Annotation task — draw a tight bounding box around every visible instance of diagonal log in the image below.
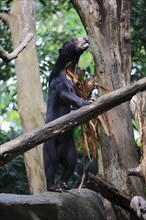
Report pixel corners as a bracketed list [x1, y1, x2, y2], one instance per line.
[87, 173, 141, 219]
[0, 77, 146, 166]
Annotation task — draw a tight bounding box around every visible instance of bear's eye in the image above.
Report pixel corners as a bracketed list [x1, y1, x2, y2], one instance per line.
[73, 38, 78, 43]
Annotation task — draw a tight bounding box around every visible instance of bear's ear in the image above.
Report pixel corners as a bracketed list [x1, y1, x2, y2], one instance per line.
[58, 47, 63, 53]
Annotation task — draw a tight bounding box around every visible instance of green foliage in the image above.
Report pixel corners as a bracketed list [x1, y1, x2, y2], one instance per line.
[36, 0, 93, 100]
[0, 129, 29, 194]
[131, 0, 146, 80]
[0, 155, 29, 194]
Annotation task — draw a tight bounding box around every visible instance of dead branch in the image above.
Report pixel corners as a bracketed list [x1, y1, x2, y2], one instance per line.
[87, 173, 141, 219]
[128, 165, 144, 179]
[0, 77, 146, 166]
[0, 33, 33, 62]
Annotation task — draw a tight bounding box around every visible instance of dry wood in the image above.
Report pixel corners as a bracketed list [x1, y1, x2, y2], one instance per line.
[87, 173, 141, 219]
[0, 77, 146, 167]
[0, 33, 33, 62]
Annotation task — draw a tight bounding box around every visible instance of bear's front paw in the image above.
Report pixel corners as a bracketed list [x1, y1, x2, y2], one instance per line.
[84, 99, 93, 105]
[81, 99, 90, 106]
[86, 96, 97, 105]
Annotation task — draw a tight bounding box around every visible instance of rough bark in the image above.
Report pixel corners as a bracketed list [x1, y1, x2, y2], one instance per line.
[0, 0, 46, 194]
[128, 92, 146, 182]
[71, 0, 145, 219]
[0, 77, 146, 167]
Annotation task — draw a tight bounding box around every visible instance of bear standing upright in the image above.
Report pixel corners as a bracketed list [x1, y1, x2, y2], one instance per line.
[43, 37, 89, 192]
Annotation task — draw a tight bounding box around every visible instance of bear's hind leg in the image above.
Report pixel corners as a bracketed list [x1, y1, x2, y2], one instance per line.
[46, 164, 62, 192]
[60, 138, 77, 190]
[43, 140, 62, 192]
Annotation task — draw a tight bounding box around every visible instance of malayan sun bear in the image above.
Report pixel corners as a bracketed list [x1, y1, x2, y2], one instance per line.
[43, 37, 89, 192]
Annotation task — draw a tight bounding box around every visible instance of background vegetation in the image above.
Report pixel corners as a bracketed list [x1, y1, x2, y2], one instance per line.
[0, 0, 145, 194]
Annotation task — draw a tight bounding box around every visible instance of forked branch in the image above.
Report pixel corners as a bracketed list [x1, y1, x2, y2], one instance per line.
[0, 33, 33, 62]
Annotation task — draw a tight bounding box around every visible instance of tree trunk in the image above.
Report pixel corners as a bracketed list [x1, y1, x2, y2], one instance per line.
[71, 0, 145, 219]
[4, 0, 46, 194]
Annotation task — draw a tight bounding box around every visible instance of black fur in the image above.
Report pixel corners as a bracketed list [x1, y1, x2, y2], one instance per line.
[43, 37, 89, 192]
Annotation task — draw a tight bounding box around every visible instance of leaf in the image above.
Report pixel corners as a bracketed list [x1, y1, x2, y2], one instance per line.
[65, 65, 109, 159]
[82, 125, 91, 160]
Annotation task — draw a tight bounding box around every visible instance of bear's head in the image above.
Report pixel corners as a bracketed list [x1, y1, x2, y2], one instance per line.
[58, 37, 89, 63]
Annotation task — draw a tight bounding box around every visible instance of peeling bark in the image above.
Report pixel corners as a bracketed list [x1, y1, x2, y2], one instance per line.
[129, 92, 146, 182]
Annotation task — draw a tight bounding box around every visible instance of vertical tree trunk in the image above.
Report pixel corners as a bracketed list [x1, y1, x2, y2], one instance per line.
[4, 0, 46, 194]
[71, 0, 145, 219]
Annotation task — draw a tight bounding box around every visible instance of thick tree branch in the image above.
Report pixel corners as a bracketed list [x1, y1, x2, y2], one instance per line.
[128, 166, 144, 180]
[0, 33, 33, 62]
[87, 173, 141, 219]
[0, 77, 146, 166]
